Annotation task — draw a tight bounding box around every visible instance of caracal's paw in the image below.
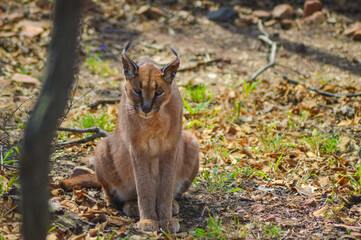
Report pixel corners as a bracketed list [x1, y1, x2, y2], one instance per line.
[137, 219, 159, 232]
[159, 218, 180, 233]
[123, 200, 139, 217]
[172, 200, 180, 215]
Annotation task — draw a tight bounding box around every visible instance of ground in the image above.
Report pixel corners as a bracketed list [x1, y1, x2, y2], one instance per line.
[1, 0, 361, 239]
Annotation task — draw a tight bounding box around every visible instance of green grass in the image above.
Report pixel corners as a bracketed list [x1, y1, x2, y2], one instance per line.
[193, 215, 250, 239]
[349, 161, 361, 194]
[96, 231, 115, 240]
[58, 113, 116, 141]
[0, 147, 19, 194]
[0, 174, 18, 194]
[1, 147, 19, 165]
[257, 123, 285, 153]
[85, 53, 118, 78]
[183, 99, 211, 115]
[185, 83, 213, 103]
[193, 216, 227, 239]
[241, 80, 258, 100]
[262, 222, 287, 238]
[196, 165, 243, 193]
[76, 113, 116, 132]
[302, 129, 339, 156]
[182, 83, 213, 115]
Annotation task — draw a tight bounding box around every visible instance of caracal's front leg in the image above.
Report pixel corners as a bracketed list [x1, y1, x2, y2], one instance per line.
[130, 148, 159, 231]
[157, 148, 180, 233]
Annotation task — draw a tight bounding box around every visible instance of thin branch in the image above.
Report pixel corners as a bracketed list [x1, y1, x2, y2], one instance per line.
[2, 96, 35, 136]
[0, 163, 19, 169]
[275, 63, 310, 79]
[55, 127, 110, 146]
[58, 126, 110, 134]
[240, 20, 277, 85]
[257, 19, 269, 38]
[283, 75, 361, 98]
[88, 97, 121, 109]
[178, 58, 228, 72]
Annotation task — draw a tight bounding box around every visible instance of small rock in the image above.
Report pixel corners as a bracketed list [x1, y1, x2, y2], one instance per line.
[302, 11, 326, 25]
[281, 19, 293, 29]
[253, 10, 271, 19]
[52, 210, 90, 234]
[303, 0, 323, 18]
[11, 73, 41, 86]
[207, 7, 238, 22]
[352, 29, 361, 41]
[272, 4, 295, 19]
[136, 5, 165, 20]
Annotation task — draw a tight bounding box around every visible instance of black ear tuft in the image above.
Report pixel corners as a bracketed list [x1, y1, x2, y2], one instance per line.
[121, 41, 138, 79]
[161, 46, 180, 83]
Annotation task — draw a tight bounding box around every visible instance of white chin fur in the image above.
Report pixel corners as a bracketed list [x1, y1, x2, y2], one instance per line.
[139, 114, 153, 119]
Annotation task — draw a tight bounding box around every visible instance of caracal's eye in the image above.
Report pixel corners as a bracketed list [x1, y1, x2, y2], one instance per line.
[133, 88, 142, 95]
[155, 89, 164, 97]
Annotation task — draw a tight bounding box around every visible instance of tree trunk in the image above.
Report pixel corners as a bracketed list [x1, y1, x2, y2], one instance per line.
[20, 1, 82, 239]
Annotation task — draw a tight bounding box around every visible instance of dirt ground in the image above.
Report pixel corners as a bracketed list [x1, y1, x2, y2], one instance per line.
[1, 0, 361, 239]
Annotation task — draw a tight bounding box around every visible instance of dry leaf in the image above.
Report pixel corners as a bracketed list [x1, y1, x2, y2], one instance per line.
[296, 185, 314, 197]
[250, 204, 266, 213]
[23, 25, 44, 37]
[11, 73, 41, 86]
[318, 176, 329, 188]
[313, 205, 329, 217]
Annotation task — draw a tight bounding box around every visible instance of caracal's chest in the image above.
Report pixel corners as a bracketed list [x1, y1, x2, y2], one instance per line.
[128, 111, 172, 156]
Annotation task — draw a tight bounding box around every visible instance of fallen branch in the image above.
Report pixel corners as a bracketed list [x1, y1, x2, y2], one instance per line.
[178, 58, 228, 72]
[283, 75, 361, 98]
[246, 20, 277, 83]
[55, 127, 110, 146]
[88, 97, 121, 109]
[275, 63, 310, 79]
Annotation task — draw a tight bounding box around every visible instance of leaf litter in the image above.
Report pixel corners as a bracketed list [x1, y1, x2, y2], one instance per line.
[1, 0, 361, 239]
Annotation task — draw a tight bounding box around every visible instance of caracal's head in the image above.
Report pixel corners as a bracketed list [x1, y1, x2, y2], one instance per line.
[121, 41, 180, 119]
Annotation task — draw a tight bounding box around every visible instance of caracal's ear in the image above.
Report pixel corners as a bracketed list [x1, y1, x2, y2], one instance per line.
[121, 41, 138, 79]
[161, 46, 180, 83]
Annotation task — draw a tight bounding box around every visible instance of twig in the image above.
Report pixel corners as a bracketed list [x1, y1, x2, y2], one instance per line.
[236, 20, 277, 87]
[88, 98, 121, 109]
[275, 63, 310, 79]
[0, 163, 19, 169]
[283, 75, 361, 98]
[246, 21, 277, 83]
[55, 127, 110, 146]
[178, 58, 228, 72]
[2, 96, 35, 137]
[59, 88, 94, 126]
[257, 18, 269, 38]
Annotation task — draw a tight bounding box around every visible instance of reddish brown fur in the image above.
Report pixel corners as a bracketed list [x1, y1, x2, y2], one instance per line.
[94, 47, 199, 233]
